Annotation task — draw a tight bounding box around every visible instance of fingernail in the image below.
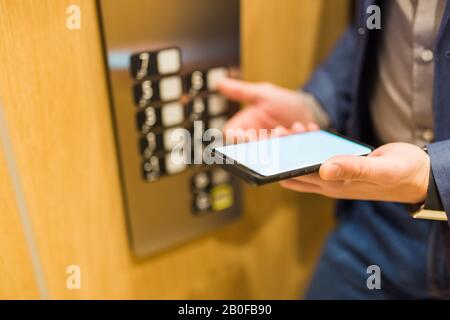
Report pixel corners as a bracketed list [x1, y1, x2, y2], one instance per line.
[327, 164, 343, 178]
[293, 122, 304, 132]
[308, 123, 319, 131]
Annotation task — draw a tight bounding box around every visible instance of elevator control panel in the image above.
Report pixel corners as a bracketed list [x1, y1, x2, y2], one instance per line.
[131, 48, 239, 182]
[98, 0, 241, 256]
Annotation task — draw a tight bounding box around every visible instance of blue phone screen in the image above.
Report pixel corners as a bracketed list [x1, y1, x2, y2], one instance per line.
[215, 130, 372, 177]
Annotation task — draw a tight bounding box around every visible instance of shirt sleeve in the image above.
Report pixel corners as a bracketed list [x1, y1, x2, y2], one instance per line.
[302, 27, 357, 132]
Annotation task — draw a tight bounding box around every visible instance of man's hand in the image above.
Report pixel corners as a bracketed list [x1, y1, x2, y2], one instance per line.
[280, 143, 431, 204]
[218, 78, 319, 141]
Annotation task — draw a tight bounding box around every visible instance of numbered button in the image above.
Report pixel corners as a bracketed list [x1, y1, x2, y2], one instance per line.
[136, 106, 161, 134]
[142, 151, 187, 181]
[187, 96, 207, 121]
[185, 67, 229, 95]
[142, 156, 162, 182]
[186, 70, 207, 95]
[161, 101, 185, 127]
[163, 127, 190, 151]
[211, 169, 230, 186]
[187, 95, 231, 121]
[160, 76, 184, 101]
[206, 67, 228, 91]
[140, 128, 191, 156]
[191, 171, 212, 192]
[190, 170, 234, 213]
[192, 192, 212, 214]
[207, 94, 228, 116]
[211, 184, 234, 212]
[165, 150, 187, 175]
[136, 102, 186, 134]
[208, 116, 228, 131]
[139, 132, 164, 157]
[130, 47, 182, 80]
[133, 76, 184, 107]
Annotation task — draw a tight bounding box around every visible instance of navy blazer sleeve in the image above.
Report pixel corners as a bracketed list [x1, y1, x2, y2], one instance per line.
[428, 141, 450, 218]
[302, 27, 357, 132]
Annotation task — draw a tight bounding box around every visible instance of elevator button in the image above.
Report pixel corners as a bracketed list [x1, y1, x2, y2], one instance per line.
[157, 48, 182, 75]
[142, 156, 162, 182]
[186, 67, 229, 94]
[161, 101, 184, 127]
[165, 151, 187, 175]
[188, 96, 206, 121]
[159, 75, 183, 101]
[130, 47, 181, 80]
[163, 127, 189, 151]
[207, 67, 228, 91]
[131, 52, 151, 80]
[139, 132, 164, 155]
[212, 168, 230, 185]
[208, 94, 227, 116]
[192, 171, 211, 191]
[193, 192, 211, 213]
[186, 70, 207, 95]
[133, 75, 184, 107]
[211, 184, 234, 212]
[208, 116, 228, 131]
[136, 106, 161, 134]
[133, 80, 155, 107]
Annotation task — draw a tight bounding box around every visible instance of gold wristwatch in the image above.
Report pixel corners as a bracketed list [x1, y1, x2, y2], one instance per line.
[411, 147, 448, 221]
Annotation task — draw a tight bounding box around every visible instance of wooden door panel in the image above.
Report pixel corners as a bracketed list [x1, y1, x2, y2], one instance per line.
[0, 0, 349, 299]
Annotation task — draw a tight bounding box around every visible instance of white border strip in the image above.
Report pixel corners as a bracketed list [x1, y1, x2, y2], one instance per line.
[0, 99, 49, 299]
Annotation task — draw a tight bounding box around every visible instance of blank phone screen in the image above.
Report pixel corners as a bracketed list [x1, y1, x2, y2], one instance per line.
[215, 130, 372, 177]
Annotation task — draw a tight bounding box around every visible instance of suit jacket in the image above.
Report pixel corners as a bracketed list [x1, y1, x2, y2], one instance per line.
[303, 0, 450, 296]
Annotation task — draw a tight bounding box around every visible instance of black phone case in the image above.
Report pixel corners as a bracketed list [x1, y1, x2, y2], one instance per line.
[213, 130, 374, 186]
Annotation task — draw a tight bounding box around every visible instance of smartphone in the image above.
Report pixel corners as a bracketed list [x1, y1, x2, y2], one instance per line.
[213, 130, 373, 185]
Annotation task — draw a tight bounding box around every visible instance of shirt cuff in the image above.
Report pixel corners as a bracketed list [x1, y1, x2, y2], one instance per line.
[299, 91, 331, 129]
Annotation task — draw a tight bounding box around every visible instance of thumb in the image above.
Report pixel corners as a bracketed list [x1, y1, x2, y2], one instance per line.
[319, 155, 381, 181]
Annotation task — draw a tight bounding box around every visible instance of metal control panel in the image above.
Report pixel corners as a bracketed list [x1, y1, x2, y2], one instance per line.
[98, 0, 241, 256]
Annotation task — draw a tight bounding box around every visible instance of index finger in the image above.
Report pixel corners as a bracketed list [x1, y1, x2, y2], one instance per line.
[217, 78, 263, 104]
